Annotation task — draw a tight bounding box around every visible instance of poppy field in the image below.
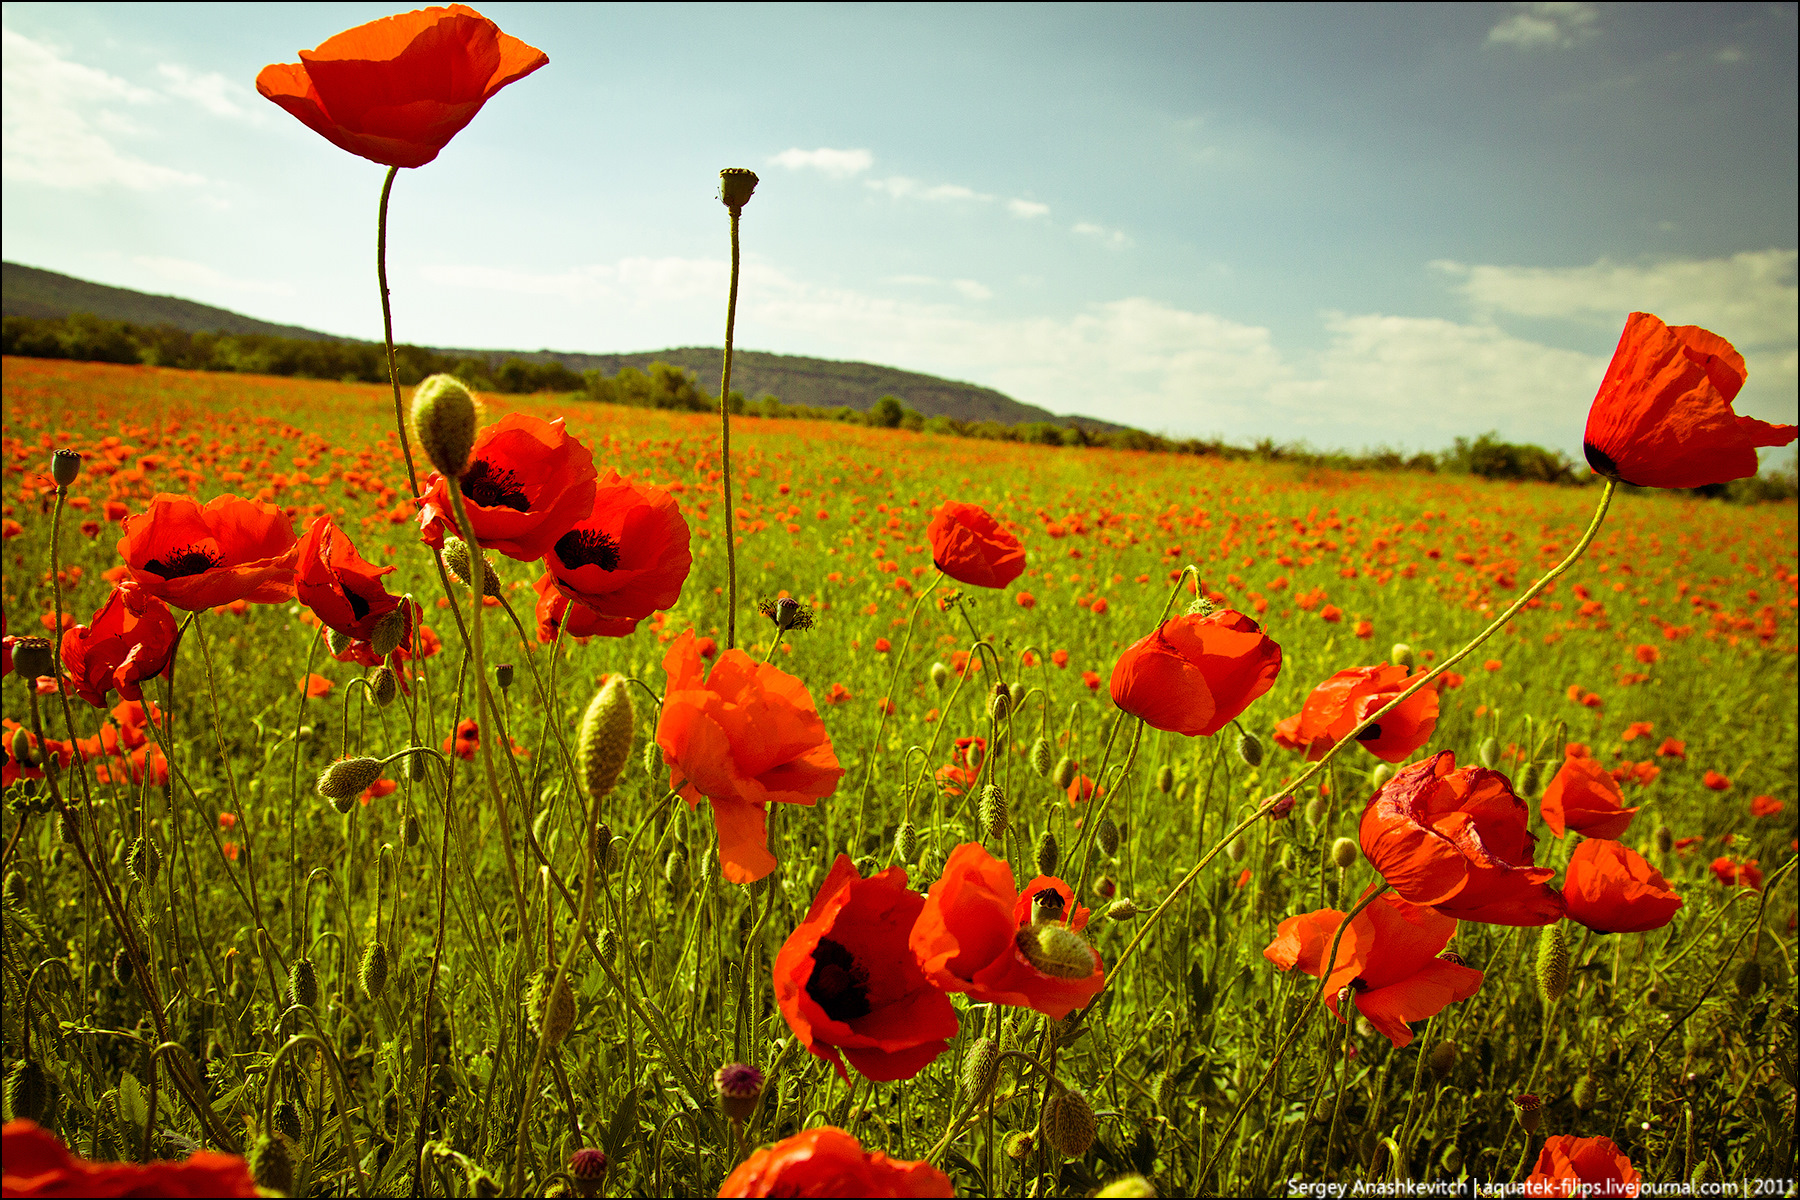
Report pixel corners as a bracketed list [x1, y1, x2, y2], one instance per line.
[3, 6, 1799, 1200]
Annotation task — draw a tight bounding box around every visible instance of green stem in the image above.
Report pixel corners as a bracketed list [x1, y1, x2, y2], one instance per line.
[376, 164, 422, 500]
[719, 204, 744, 650]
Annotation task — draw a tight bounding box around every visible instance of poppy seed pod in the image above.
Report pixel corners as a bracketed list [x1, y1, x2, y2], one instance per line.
[250, 1132, 295, 1195]
[360, 940, 389, 1000]
[12, 636, 53, 680]
[318, 757, 384, 804]
[980, 785, 1010, 840]
[325, 626, 353, 657]
[1536, 922, 1570, 1005]
[288, 957, 319, 1010]
[1331, 837, 1359, 869]
[1054, 755, 1078, 790]
[1428, 1038, 1457, 1079]
[442, 537, 501, 596]
[1042, 1086, 1097, 1158]
[719, 167, 759, 210]
[495, 662, 514, 691]
[1237, 731, 1263, 767]
[527, 967, 576, 1047]
[1390, 643, 1415, 668]
[577, 677, 635, 807]
[6, 1059, 52, 1124]
[963, 1036, 999, 1100]
[988, 682, 1012, 722]
[1035, 830, 1061, 877]
[274, 1099, 304, 1143]
[1156, 765, 1174, 794]
[1030, 737, 1054, 777]
[1097, 815, 1120, 857]
[1512, 1093, 1542, 1134]
[127, 836, 161, 887]
[930, 662, 950, 690]
[369, 605, 409, 659]
[410, 374, 479, 479]
[370, 665, 399, 708]
[894, 821, 918, 863]
[713, 1062, 764, 1123]
[403, 812, 421, 847]
[51, 448, 82, 486]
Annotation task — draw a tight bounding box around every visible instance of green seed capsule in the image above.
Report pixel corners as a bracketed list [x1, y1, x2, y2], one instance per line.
[1155, 765, 1174, 794]
[1236, 732, 1263, 767]
[1479, 737, 1499, 769]
[288, 958, 319, 1010]
[1096, 815, 1119, 857]
[962, 1036, 999, 1099]
[979, 786, 1009, 840]
[250, 1132, 295, 1195]
[1536, 922, 1570, 1005]
[894, 821, 918, 863]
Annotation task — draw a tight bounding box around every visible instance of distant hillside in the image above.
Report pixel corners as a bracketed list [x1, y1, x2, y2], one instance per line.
[2, 261, 1121, 433]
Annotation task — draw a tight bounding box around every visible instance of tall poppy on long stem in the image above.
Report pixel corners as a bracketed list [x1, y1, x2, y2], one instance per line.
[1110, 609, 1282, 736]
[542, 471, 691, 634]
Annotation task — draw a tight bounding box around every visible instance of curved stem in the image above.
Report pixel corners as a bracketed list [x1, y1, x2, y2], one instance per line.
[376, 164, 422, 500]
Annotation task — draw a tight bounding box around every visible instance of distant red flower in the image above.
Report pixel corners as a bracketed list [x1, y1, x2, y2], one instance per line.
[1633, 643, 1661, 664]
[1320, 604, 1342, 623]
[119, 493, 297, 610]
[542, 471, 691, 635]
[1273, 663, 1439, 764]
[874, 637, 891, 652]
[1710, 856, 1763, 890]
[1264, 885, 1483, 1047]
[1584, 311, 1796, 489]
[718, 1127, 952, 1198]
[1355, 619, 1375, 639]
[1081, 669, 1101, 691]
[934, 736, 985, 798]
[773, 856, 958, 1082]
[1109, 609, 1283, 737]
[256, 4, 549, 170]
[1620, 721, 1654, 742]
[304, 673, 335, 698]
[1016, 591, 1036, 609]
[1483, 658, 1503, 672]
[2, 1118, 258, 1197]
[59, 585, 179, 708]
[2, 720, 73, 790]
[1750, 794, 1784, 818]
[926, 502, 1026, 589]
[1359, 751, 1564, 926]
[295, 515, 404, 642]
[909, 842, 1102, 1020]
[1525, 1134, 1641, 1199]
[1540, 754, 1639, 840]
[1563, 839, 1683, 934]
[1066, 773, 1104, 806]
[1702, 770, 1730, 791]
[1050, 648, 1069, 668]
[1656, 738, 1686, 759]
[443, 717, 479, 760]
[417, 414, 597, 562]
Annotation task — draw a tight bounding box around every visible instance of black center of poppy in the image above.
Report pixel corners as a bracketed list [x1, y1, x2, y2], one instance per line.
[554, 528, 621, 571]
[805, 936, 871, 1022]
[459, 460, 530, 512]
[1355, 723, 1383, 742]
[345, 588, 371, 621]
[141, 544, 223, 580]
[1582, 441, 1634, 485]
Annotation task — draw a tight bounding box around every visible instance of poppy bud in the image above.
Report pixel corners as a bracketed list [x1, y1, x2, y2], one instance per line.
[11, 637, 53, 680]
[1691, 1158, 1713, 1187]
[1054, 755, 1078, 790]
[325, 625, 353, 657]
[1237, 731, 1263, 767]
[408, 751, 426, 782]
[1097, 814, 1119, 857]
[713, 1062, 764, 1123]
[274, 1099, 304, 1143]
[9, 726, 34, 768]
[58, 811, 77, 844]
[1042, 1086, 1097, 1158]
[597, 927, 617, 961]
[917, 849, 941, 884]
[1518, 761, 1542, 795]
[288, 958, 319, 1010]
[719, 167, 759, 211]
[1225, 836, 1248, 863]
[1330, 837, 1359, 869]
[1572, 1072, 1597, 1110]
[1428, 1039, 1457, 1080]
[527, 967, 576, 1048]
[1653, 824, 1673, 855]
[963, 1036, 999, 1100]
[893, 821, 918, 862]
[988, 682, 1012, 722]
[318, 757, 384, 805]
[112, 947, 134, 987]
[1390, 643, 1415, 668]
[930, 662, 949, 689]
[296, 726, 313, 742]
[1512, 1093, 1542, 1134]
[643, 739, 661, 778]
[1018, 923, 1096, 980]
[1535, 921, 1570, 1005]
[495, 662, 514, 691]
[360, 940, 389, 1000]
[127, 836, 161, 888]
[1734, 960, 1763, 997]
[1479, 737, 1499, 769]
[443, 537, 501, 596]
[1370, 764, 1392, 791]
[410, 374, 479, 479]
[1440, 1145, 1462, 1174]
[1147, 765, 1171, 796]
[369, 606, 409, 659]
[595, 823, 620, 874]
[50, 448, 82, 487]
[370, 665, 399, 708]
[1096, 1175, 1156, 1198]
[978, 786, 1009, 841]
[1105, 897, 1140, 920]
[1268, 795, 1296, 821]
[577, 677, 635, 807]
[1004, 1131, 1036, 1161]
[1030, 737, 1053, 777]
[403, 812, 422, 847]
[3, 872, 24, 906]
[250, 1132, 295, 1195]
[1035, 830, 1060, 877]
[6, 1059, 52, 1124]
[1093, 874, 1117, 901]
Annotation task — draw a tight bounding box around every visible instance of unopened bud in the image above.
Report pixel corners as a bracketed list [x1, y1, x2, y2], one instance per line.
[1734, 960, 1763, 997]
[403, 811, 422, 847]
[1653, 824, 1673, 855]
[1156, 765, 1174, 794]
[962, 1037, 999, 1100]
[5, 1060, 51, 1124]
[407, 751, 426, 782]
[370, 665, 399, 707]
[1096, 1177, 1156, 1198]
[1428, 1039, 1457, 1079]
[288, 958, 319, 1010]
[1004, 1131, 1035, 1161]
[979, 785, 1009, 840]
[987, 682, 1012, 721]
[1331, 837, 1359, 869]
[360, 940, 389, 1000]
[713, 1063, 764, 1123]
[527, 967, 576, 1048]
[930, 662, 949, 690]
[1226, 835, 1249, 863]
[325, 626, 352, 658]
[1518, 761, 1542, 794]
[1097, 815, 1119, 857]
[1042, 1086, 1097, 1158]
[1371, 764, 1393, 791]
[127, 836, 161, 887]
[1479, 737, 1499, 769]
[1390, 643, 1415, 668]
[578, 677, 635, 806]
[1034, 830, 1060, 877]
[369, 605, 409, 659]
[317, 757, 384, 804]
[1237, 731, 1263, 767]
[1054, 755, 1077, 790]
[719, 167, 759, 211]
[250, 1133, 295, 1195]
[894, 821, 918, 862]
[443, 537, 501, 596]
[1536, 921, 1570, 1005]
[1030, 737, 1053, 777]
[1105, 898, 1140, 920]
[1571, 1072, 1596, 1110]
[410, 375, 478, 479]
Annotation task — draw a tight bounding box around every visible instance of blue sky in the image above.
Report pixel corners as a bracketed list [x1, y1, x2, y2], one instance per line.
[3, 2, 1795, 459]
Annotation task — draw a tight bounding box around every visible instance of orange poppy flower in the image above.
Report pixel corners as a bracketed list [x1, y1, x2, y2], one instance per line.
[1108, 609, 1283, 737]
[926, 501, 1026, 589]
[304, 673, 335, 698]
[1710, 856, 1763, 890]
[2, 1119, 259, 1198]
[1583, 312, 1796, 489]
[1359, 751, 1564, 926]
[1272, 663, 1439, 764]
[909, 843, 1103, 1019]
[772, 856, 958, 1082]
[417, 414, 597, 562]
[1562, 839, 1683, 934]
[256, 5, 549, 170]
[1525, 1135, 1640, 1199]
[655, 631, 844, 884]
[1540, 754, 1639, 840]
[59, 585, 179, 708]
[1263, 885, 1483, 1047]
[543, 471, 691, 634]
[1750, 794, 1784, 818]
[443, 717, 479, 761]
[532, 572, 636, 642]
[1702, 770, 1731, 791]
[1655, 738, 1686, 759]
[718, 1127, 952, 1198]
[118, 493, 298, 611]
[296, 515, 404, 642]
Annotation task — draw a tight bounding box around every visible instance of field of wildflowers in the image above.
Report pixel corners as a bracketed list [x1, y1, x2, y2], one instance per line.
[2, 5, 1796, 1199]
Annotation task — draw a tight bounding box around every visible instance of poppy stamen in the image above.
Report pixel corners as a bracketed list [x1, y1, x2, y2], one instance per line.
[141, 544, 224, 580]
[459, 460, 532, 512]
[806, 937, 872, 1022]
[554, 528, 621, 571]
[1355, 723, 1383, 742]
[344, 587, 371, 621]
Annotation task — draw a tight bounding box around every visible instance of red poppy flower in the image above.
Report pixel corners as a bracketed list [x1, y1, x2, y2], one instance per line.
[94, 743, 169, 788]
[1710, 856, 1763, 890]
[718, 1126, 953, 1198]
[1583, 312, 1796, 489]
[909, 842, 1103, 1019]
[1359, 751, 1565, 926]
[443, 717, 479, 761]
[59, 585, 179, 708]
[2, 720, 74, 790]
[1273, 663, 1439, 764]
[1525, 1134, 1640, 1199]
[543, 471, 691, 634]
[773, 856, 958, 1082]
[655, 630, 844, 885]
[1563, 839, 1683, 934]
[926, 501, 1026, 589]
[417, 414, 597, 562]
[1540, 754, 1639, 840]
[532, 572, 637, 642]
[1750, 794, 1784, 818]
[1656, 738, 1686, 759]
[1109, 609, 1283, 737]
[296, 515, 404, 641]
[118, 493, 298, 610]
[1066, 773, 1104, 806]
[2, 1118, 258, 1197]
[256, 4, 549, 170]
[1263, 885, 1483, 1048]
[1702, 770, 1731, 791]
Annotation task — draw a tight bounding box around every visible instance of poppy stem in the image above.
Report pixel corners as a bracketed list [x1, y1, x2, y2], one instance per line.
[718, 204, 744, 651]
[375, 164, 423, 500]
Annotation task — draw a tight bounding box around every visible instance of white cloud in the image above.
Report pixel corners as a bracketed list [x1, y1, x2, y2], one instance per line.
[1072, 221, 1131, 249]
[131, 255, 294, 297]
[951, 280, 992, 301]
[864, 175, 995, 203]
[1006, 198, 1050, 219]
[1, 27, 202, 190]
[769, 146, 872, 178]
[1714, 46, 1745, 64]
[156, 63, 261, 121]
[1487, 2, 1600, 50]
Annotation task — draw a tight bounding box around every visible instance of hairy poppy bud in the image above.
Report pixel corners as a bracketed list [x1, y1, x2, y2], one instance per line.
[50, 448, 82, 487]
[360, 940, 389, 1000]
[12, 637, 53, 680]
[9, 726, 34, 768]
[577, 677, 635, 807]
[1042, 1086, 1097, 1158]
[325, 626, 352, 658]
[1155, 765, 1174, 794]
[495, 662, 514, 692]
[1035, 830, 1060, 877]
[1428, 1039, 1457, 1080]
[894, 821, 918, 862]
[250, 1133, 295, 1195]
[1572, 1072, 1596, 1110]
[411, 374, 478, 479]
[370, 665, 399, 708]
[6, 1059, 52, 1124]
[1030, 737, 1053, 777]
[527, 967, 576, 1048]
[1096, 1177, 1156, 1199]
[662, 846, 687, 888]
[988, 682, 1012, 722]
[274, 1099, 303, 1143]
[403, 811, 422, 847]
[1734, 959, 1763, 997]
[1518, 761, 1542, 795]
[1018, 923, 1097, 982]
[713, 1063, 763, 1123]
[288, 957, 319, 1010]
[979, 786, 1009, 840]
[1390, 643, 1415, 668]
[1653, 824, 1673, 855]
[318, 757, 384, 805]
[963, 1037, 999, 1100]
[1536, 921, 1570, 1005]
[369, 605, 409, 659]
[643, 739, 661, 778]
[1330, 837, 1359, 869]
[1005, 1131, 1036, 1161]
[1302, 796, 1325, 827]
[1054, 755, 1078, 790]
[127, 836, 161, 888]
[930, 662, 950, 690]
[1185, 595, 1215, 617]
[1370, 764, 1393, 791]
[1236, 731, 1263, 767]
[1097, 814, 1120, 857]
[2, 871, 24, 906]
[1478, 737, 1499, 769]
[1512, 1093, 1541, 1134]
[719, 167, 759, 211]
[1226, 835, 1249, 863]
[111, 946, 134, 987]
[443, 537, 501, 596]
[1105, 897, 1140, 920]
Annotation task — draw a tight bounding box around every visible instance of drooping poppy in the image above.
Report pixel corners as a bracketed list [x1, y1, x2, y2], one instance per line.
[118, 493, 298, 610]
[909, 842, 1103, 1019]
[1562, 839, 1683, 934]
[295, 515, 405, 642]
[655, 630, 844, 884]
[2, 1118, 259, 1197]
[1583, 312, 1796, 490]
[417, 414, 597, 562]
[1525, 1134, 1641, 1199]
[1273, 663, 1439, 764]
[1702, 770, 1731, 791]
[1540, 753, 1639, 840]
[926, 501, 1026, 589]
[543, 471, 692, 634]
[718, 1126, 953, 1198]
[532, 572, 636, 642]
[1359, 751, 1565, 926]
[256, 4, 549, 170]
[1, 720, 73, 791]
[772, 856, 958, 1082]
[1109, 609, 1283, 737]
[1263, 885, 1483, 1048]
[59, 585, 179, 709]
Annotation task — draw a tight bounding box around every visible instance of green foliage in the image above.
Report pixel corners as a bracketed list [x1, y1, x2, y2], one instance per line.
[1442, 431, 1579, 484]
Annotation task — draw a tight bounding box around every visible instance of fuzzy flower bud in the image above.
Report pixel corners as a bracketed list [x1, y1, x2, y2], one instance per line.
[443, 537, 501, 596]
[1330, 837, 1359, 869]
[962, 1037, 999, 1100]
[287, 957, 319, 1010]
[1097, 814, 1120, 857]
[1105, 897, 1140, 921]
[410, 374, 478, 479]
[1035, 829, 1060, 877]
[370, 665, 399, 708]
[369, 605, 409, 659]
[250, 1133, 295, 1195]
[1236, 730, 1264, 767]
[930, 662, 950, 690]
[1479, 736, 1499, 769]
[893, 821, 918, 863]
[360, 940, 389, 1000]
[988, 681, 1012, 721]
[1536, 922, 1570, 1006]
[1054, 755, 1078, 790]
[318, 757, 385, 805]
[1042, 1086, 1097, 1158]
[1428, 1039, 1457, 1080]
[979, 785, 1010, 840]
[5, 1059, 52, 1124]
[1156, 765, 1174, 794]
[1030, 737, 1054, 777]
[577, 677, 635, 808]
[527, 967, 576, 1048]
[1390, 643, 1415, 668]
